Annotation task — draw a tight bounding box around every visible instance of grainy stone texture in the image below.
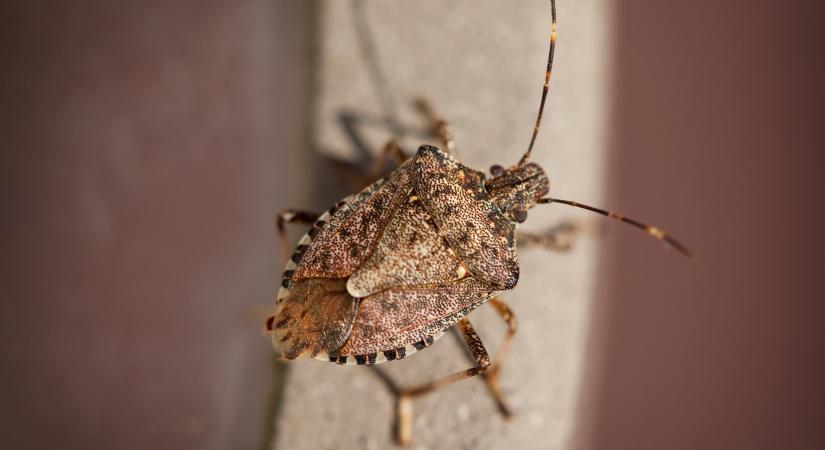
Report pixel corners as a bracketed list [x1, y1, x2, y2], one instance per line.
[273, 1, 611, 449]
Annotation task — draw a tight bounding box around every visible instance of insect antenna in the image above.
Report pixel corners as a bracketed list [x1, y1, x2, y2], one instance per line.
[518, 0, 558, 166]
[539, 197, 693, 257]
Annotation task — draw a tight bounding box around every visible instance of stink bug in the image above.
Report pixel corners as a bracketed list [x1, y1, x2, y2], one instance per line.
[266, 0, 690, 446]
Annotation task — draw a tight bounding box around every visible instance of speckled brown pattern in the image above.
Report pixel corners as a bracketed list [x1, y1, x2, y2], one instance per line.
[270, 145, 554, 363]
[486, 162, 550, 217]
[413, 146, 520, 290]
[271, 278, 360, 360]
[335, 278, 495, 356]
[293, 159, 415, 280]
[347, 198, 465, 298]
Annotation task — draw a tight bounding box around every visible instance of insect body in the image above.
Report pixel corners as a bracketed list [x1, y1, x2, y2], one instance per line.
[266, 0, 689, 445]
[270, 145, 547, 364]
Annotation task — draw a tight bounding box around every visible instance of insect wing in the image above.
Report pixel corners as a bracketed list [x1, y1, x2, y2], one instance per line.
[271, 278, 360, 360]
[293, 160, 415, 280]
[346, 198, 466, 298]
[335, 278, 494, 357]
[413, 146, 519, 290]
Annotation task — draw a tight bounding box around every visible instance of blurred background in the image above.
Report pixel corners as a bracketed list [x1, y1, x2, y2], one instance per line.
[2, 1, 823, 450]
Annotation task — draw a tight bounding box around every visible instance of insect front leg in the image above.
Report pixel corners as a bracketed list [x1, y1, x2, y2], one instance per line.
[517, 221, 582, 253]
[482, 297, 518, 418]
[395, 318, 490, 446]
[275, 209, 320, 262]
[413, 97, 455, 154]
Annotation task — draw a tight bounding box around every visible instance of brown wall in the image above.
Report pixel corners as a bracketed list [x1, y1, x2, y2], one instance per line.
[583, 1, 825, 449]
[0, 2, 314, 449]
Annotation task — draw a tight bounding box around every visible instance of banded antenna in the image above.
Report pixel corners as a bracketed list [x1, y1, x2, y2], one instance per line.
[518, 0, 557, 166]
[539, 198, 693, 257]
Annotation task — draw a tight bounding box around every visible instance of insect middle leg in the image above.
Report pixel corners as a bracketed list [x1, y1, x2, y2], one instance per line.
[366, 139, 408, 180]
[395, 317, 490, 446]
[275, 209, 320, 262]
[517, 221, 581, 252]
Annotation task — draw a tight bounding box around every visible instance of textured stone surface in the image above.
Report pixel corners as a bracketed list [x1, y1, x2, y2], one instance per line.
[273, 1, 611, 449]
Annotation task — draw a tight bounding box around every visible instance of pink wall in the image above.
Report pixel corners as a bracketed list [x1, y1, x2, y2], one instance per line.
[1, 2, 313, 449]
[582, 1, 825, 449]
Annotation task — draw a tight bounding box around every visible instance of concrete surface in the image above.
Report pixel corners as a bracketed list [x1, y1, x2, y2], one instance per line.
[272, 1, 611, 449]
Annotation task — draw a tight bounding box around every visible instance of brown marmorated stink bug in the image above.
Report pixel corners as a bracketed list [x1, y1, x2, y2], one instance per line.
[265, 0, 691, 446]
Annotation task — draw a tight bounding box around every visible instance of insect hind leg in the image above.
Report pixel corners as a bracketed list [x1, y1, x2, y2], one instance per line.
[395, 318, 490, 446]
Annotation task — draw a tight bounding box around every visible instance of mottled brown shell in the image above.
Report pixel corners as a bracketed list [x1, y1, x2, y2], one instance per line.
[413, 146, 519, 290]
[269, 146, 521, 364]
[270, 278, 359, 359]
[346, 198, 466, 298]
[293, 158, 414, 280]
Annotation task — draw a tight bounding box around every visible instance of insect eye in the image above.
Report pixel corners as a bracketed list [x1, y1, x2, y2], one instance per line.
[490, 165, 505, 177]
[512, 208, 528, 223]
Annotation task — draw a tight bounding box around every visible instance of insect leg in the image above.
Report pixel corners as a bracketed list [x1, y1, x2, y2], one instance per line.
[481, 297, 518, 418]
[367, 139, 408, 180]
[516, 221, 581, 253]
[413, 97, 456, 155]
[395, 318, 490, 446]
[275, 209, 320, 262]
